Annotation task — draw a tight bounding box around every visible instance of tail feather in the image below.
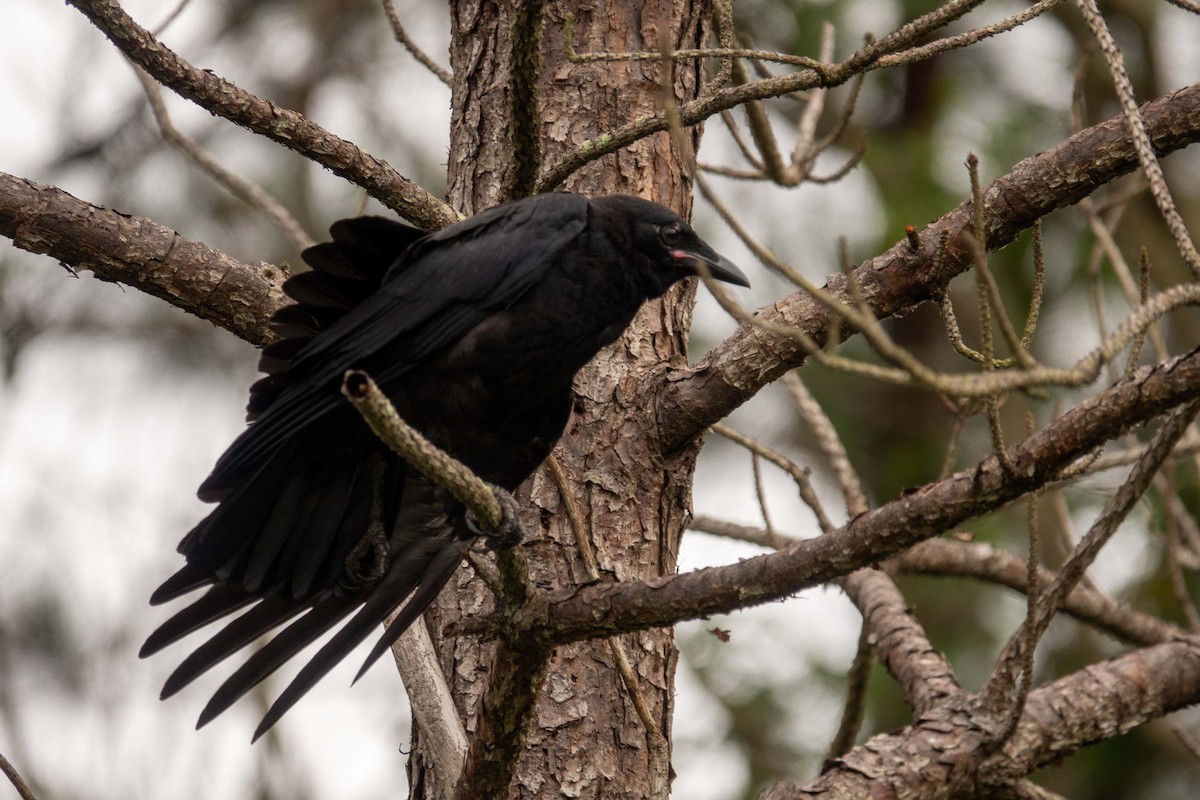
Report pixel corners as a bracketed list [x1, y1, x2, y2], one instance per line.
[146, 215, 495, 734]
[246, 216, 427, 422]
[281, 458, 372, 599]
[252, 538, 468, 741]
[352, 542, 468, 683]
[267, 303, 325, 339]
[141, 583, 257, 658]
[196, 595, 359, 728]
[255, 336, 310, 375]
[160, 594, 307, 700]
[241, 478, 308, 593]
[149, 562, 212, 606]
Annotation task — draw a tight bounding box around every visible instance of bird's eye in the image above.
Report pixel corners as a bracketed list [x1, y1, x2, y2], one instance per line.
[660, 223, 684, 246]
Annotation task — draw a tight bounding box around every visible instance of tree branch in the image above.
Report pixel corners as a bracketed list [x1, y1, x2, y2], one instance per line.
[339, 369, 545, 798]
[658, 81, 1200, 449]
[537, 0, 991, 190]
[388, 619, 468, 800]
[839, 569, 963, 715]
[897, 539, 1182, 647]
[540, 347, 1200, 642]
[0, 172, 286, 345]
[764, 639, 1200, 798]
[66, 0, 457, 230]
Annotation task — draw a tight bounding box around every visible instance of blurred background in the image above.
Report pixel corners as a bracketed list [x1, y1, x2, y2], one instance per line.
[2, 1, 1199, 798]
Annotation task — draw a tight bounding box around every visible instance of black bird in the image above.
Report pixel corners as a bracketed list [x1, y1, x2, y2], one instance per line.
[142, 192, 747, 739]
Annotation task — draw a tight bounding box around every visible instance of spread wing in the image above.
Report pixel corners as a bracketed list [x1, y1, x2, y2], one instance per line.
[144, 193, 588, 737]
[201, 192, 589, 497]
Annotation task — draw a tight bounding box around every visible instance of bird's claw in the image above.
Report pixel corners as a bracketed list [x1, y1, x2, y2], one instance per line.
[466, 487, 524, 551]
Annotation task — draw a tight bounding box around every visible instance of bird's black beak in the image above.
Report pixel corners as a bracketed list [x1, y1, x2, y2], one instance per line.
[673, 247, 750, 288]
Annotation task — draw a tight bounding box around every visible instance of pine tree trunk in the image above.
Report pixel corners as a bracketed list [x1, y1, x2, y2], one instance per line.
[405, 2, 712, 797]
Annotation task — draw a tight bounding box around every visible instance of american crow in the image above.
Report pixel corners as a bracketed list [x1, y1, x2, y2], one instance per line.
[142, 192, 747, 739]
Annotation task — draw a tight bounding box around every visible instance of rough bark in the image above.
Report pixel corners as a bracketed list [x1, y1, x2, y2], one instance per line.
[409, 2, 710, 798]
[763, 639, 1200, 799]
[0, 172, 287, 344]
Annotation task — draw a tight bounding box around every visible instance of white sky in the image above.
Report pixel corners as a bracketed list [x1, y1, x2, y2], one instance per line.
[2, 1, 1199, 799]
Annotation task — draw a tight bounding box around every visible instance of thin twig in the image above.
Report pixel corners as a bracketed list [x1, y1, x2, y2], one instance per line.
[0, 752, 36, 800]
[67, 0, 457, 229]
[967, 153, 1035, 369]
[993, 416, 1042, 746]
[540, 0, 992, 190]
[689, 515, 795, 548]
[874, 0, 1065, 71]
[133, 68, 315, 252]
[826, 624, 873, 760]
[1174, 726, 1200, 762]
[897, 538, 1181, 647]
[781, 372, 868, 517]
[751, 452, 778, 544]
[711, 422, 834, 534]
[702, 180, 1200, 399]
[790, 23, 836, 176]
[983, 400, 1200, 709]
[1161, 467, 1200, 630]
[151, 0, 194, 35]
[1075, 0, 1200, 276]
[381, 0, 452, 86]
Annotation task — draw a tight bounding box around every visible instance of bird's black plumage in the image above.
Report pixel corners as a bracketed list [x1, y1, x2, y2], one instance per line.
[143, 192, 747, 739]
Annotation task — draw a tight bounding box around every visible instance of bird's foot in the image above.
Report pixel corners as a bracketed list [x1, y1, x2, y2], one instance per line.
[466, 486, 524, 551]
[342, 521, 390, 589]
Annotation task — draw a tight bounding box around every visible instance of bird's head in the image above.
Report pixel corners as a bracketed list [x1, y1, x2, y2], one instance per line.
[590, 195, 749, 296]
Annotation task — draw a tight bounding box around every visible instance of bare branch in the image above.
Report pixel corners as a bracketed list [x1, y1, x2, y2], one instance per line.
[544, 348, 1200, 642]
[381, 0, 453, 86]
[0, 752, 37, 800]
[539, 0, 991, 190]
[66, 0, 457, 230]
[1075, 0, 1200, 275]
[341, 370, 515, 535]
[658, 81, 1200, 448]
[690, 519, 1183, 649]
[840, 569, 963, 715]
[388, 619, 468, 799]
[132, 68, 315, 251]
[825, 625, 873, 760]
[900, 538, 1183, 647]
[0, 171, 286, 344]
[711, 422, 834, 535]
[984, 400, 1200, 709]
[338, 371, 547, 798]
[766, 639, 1200, 798]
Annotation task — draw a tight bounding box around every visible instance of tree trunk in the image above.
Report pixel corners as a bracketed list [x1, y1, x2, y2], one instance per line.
[407, 2, 712, 797]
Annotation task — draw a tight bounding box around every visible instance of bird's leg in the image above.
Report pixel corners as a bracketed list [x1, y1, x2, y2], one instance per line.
[342, 455, 392, 589]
